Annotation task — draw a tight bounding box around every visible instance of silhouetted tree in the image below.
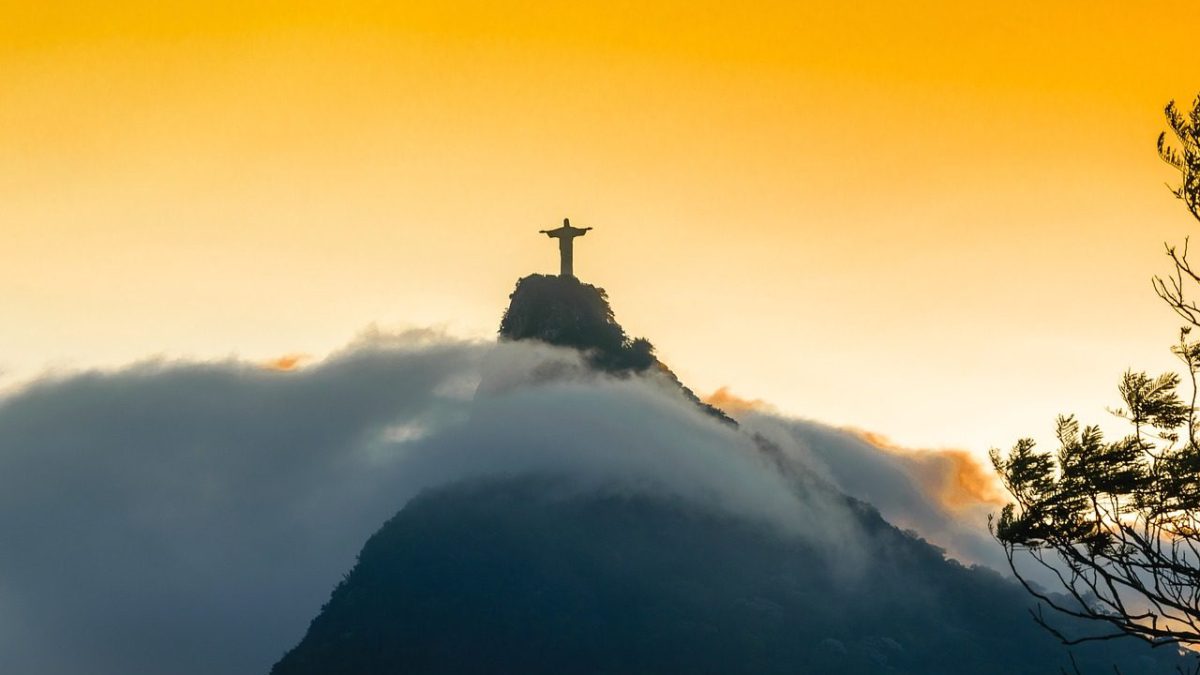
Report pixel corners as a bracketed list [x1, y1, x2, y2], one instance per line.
[992, 95, 1200, 654]
[1155, 96, 1200, 325]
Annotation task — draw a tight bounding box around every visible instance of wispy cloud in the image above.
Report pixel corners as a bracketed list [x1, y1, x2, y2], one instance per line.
[261, 353, 310, 371]
[0, 333, 1007, 674]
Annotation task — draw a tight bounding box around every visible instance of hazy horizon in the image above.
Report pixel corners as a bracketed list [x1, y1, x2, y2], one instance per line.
[6, 2, 1200, 459]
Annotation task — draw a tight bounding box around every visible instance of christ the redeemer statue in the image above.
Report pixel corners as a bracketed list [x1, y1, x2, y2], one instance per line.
[539, 218, 592, 278]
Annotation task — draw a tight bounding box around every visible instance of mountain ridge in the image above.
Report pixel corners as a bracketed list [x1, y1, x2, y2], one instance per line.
[270, 273, 1185, 674]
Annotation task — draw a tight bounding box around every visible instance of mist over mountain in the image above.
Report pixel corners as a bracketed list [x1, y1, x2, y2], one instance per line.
[272, 477, 1179, 675]
[271, 275, 1186, 674]
[0, 274, 1186, 673]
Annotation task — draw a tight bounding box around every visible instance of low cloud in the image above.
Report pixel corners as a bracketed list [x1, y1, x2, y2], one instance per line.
[733, 412, 1006, 569]
[702, 386, 775, 414]
[0, 332, 484, 675]
[0, 333, 1007, 674]
[261, 353, 311, 371]
[854, 431, 1005, 511]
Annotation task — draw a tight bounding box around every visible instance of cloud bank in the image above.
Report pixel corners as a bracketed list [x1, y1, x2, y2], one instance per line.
[0, 332, 1003, 674]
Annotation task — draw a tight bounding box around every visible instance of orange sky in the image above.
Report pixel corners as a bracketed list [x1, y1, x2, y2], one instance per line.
[2, 1, 1198, 455]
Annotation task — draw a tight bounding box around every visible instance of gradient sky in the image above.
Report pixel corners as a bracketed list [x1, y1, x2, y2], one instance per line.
[3, 1, 1198, 455]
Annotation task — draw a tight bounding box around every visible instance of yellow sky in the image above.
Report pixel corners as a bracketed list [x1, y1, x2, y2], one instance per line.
[2, 1, 1198, 454]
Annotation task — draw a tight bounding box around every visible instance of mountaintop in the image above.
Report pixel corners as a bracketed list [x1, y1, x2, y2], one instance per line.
[270, 273, 1186, 674]
[499, 274, 733, 424]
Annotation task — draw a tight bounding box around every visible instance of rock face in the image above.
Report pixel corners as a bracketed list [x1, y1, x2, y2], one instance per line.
[499, 274, 732, 425]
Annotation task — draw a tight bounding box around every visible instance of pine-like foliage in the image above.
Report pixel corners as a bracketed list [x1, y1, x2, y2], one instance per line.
[993, 94, 1200, 652]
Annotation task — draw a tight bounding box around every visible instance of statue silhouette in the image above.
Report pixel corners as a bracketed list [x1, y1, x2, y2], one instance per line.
[539, 218, 592, 278]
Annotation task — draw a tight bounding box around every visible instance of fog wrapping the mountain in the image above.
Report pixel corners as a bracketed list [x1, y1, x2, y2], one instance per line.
[0, 332, 1004, 674]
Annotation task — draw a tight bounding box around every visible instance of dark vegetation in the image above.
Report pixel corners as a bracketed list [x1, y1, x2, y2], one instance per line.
[272, 477, 1181, 674]
[992, 95, 1200, 653]
[499, 274, 656, 373]
[499, 273, 732, 424]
